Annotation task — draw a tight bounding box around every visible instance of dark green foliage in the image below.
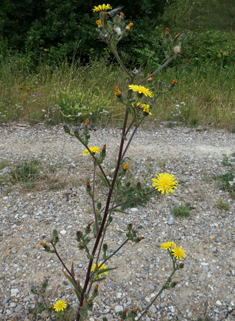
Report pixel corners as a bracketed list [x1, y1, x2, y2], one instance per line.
[116, 184, 152, 210]
[0, 0, 167, 68]
[172, 203, 195, 217]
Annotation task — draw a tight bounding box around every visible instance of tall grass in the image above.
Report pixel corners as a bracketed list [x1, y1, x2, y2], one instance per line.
[0, 53, 235, 129]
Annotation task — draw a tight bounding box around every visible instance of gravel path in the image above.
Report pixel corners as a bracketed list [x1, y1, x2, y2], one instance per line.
[0, 123, 235, 321]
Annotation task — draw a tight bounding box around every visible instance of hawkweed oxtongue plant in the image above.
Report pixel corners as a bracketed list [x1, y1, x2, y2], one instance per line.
[40, 4, 185, 321]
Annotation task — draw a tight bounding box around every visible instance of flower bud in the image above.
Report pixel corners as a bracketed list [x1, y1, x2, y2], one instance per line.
[126, 22, 133, 31]
[96, 20, 102, 29]
[123, 163, 129, 170]
[103, 243, 108, 251]
[76, 231, 83, 241]
[165, 27, 169, 36]
[40, 242, 46, 247]
[63, 125, 71, 134]
[147, 73, 152, 82]
[120, 12, 124, 19]
[174, 33, 180, 39]
[85, 118, 89, 126]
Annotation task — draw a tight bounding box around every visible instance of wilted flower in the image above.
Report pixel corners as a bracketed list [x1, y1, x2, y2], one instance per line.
[173, 46, 182, 54]
[96, 20, 102, 28]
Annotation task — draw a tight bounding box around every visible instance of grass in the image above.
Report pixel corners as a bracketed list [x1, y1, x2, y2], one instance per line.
[216, 199, 230, 211]
[0, 53, 235, 128]
[0, 157, 75, 192]
[172, 203, 195, 217]
[0, 160, 9, 170]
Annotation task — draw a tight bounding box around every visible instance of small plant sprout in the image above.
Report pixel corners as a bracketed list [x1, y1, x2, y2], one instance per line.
[39, 4, 186, 321]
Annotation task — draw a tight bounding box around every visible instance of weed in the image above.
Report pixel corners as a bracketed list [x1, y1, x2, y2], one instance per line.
[0, 160, 8, 170]
[166, 121, 177, 128]
[222, 154, 233, 166]
[216, 199, 230, 211]
[158, 160, 166, 168]
[116, 183, 152, 210]
[172, 203, 195, 217]
[10, 159, 41, 188]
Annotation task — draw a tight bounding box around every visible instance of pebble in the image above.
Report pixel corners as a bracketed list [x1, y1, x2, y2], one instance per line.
[1, 124, 235, 321]
[114, 305, 123, 313]
[1, 297, 10, 305]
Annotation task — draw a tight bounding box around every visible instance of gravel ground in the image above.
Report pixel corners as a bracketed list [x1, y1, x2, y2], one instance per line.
[0, 122, 235, 321]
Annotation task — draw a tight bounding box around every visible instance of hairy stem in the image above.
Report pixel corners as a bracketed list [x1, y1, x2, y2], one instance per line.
[76, 106, 129, 321]
[136, 269, 176, 321]
[92, 161, 99, 235]
[137, 55, 173, 85]
[109, 188, 156, 211]
[122, 117, 144, 160]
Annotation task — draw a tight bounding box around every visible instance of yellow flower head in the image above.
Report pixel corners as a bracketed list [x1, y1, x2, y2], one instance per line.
[141, 104, 152, 115]
[172, 246, 186, 260]
[92, 4, 112, 12]
[126, 22, 133, 31]
[152, 172, 178, 195]
[123, 163, 129, 170]
[96, 20, 102, 28]
[82, 146, 101, 156]
[129, 85, 154, 98]
[53, 299, 67, 312]
[160, 241, 176, 250]
[91, 262, 108, 278]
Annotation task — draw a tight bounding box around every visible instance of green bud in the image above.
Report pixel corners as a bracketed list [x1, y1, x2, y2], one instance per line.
[63, 125, 71, 134]
[103, 243, 108, 251]
[76, 231, 83, 241]
[179, 263, 184, 269]
[85, 225, 91, 234]
[136, 182, 141, 190]
[97, 202, 102, 210]
[127, 223, 132, 231]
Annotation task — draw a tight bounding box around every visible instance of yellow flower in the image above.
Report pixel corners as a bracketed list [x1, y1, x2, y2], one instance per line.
[129, 85, 154, 98]
[123, 163, 129, 170]
[91, 263, 108, 278]
[172, 246, 186, 260]
[92, 4, 112, 12]
[82, 146, 101, 156]
[53, 299, 67, 312]
[142, 104, 152, 115]
[40, 242, 46, 247]
[160, 241, 176, 250]
[152, 172, 178, 195]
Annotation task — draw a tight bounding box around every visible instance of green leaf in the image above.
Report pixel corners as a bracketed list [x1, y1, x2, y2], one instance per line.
[97, 174, 110, 188]
[63, 272, 81, 301]
[108, 209, 126, 214]
[91, 267, 117, 278]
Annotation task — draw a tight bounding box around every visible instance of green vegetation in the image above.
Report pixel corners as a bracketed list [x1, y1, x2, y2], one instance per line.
[10, 159, 41, 188]
[0, 0, 235, 128]
[216, 199, 230, 211]
[172, 203, 195, 217]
